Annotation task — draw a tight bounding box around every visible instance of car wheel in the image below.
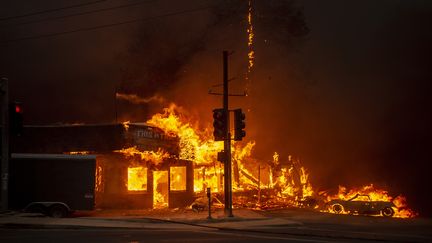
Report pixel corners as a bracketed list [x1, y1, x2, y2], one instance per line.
[331, 203, 344, 214]
[381, 207, 394, 217]
[49, 204, 69, 218]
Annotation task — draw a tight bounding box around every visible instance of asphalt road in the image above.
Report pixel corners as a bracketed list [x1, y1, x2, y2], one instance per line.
[0, 228, 367, 243]
[1, 208, 431, 242]
[259, 208, 432, 242]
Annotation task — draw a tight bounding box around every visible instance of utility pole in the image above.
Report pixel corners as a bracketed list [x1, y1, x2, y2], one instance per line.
[222, 51, 233, 217]
[210, 51, 246, 217]
[0, 78, 8, 211]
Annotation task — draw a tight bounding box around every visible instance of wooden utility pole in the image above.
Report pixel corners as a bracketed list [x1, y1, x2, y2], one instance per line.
[209, 51, 246, 217]
[0, 78, 8, 211]
[222, 51, 233, 217]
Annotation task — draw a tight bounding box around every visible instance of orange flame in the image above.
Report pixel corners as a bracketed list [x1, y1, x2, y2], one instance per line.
[115, 104, 416, 218]
[245, 0, 255, 92]
[324, 184, 417, 218]
[127, 167, 148, 191]
[146, 103, 223, 165]
[115, 146, 169, 166]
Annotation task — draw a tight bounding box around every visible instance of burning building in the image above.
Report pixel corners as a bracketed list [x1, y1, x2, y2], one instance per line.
[10, 105, 416, 218]
[11, 122, 195, 209]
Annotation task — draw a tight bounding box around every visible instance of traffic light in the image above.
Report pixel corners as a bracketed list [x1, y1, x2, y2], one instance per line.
[213, 108, 227, 141]
[233, 108, 246, 141]
[9, 101, 23, 136]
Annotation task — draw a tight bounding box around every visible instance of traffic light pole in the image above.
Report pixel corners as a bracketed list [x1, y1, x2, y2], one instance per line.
[0, 78, 8, 211]
[222, 51, 233, 217]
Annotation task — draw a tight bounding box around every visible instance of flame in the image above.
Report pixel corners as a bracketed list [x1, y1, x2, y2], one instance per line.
[127, 167, 148, 191]
[194, 166, 222, 193]
[115, 146, 169, 166]
[122, 121, 130, 131]
[170, 166, 187, 191]
[393, 195, 418, 218]
[113, 104, 416, 217]
[323, 184, 416, 218]
[247, 0, 255, 69]
[147, 103, 223, 165]
[273, 152, 279, 164]
[300, 167, 314, 197]
[245, 0, 255, 91]
[66, 151, 90, 155]
[153, 170, 169, 209]
[95, 164, 103, 192]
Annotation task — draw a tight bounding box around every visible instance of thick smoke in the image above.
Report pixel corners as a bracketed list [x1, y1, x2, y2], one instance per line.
[1, 0, 431, 216]
[145, 1, 432, 215]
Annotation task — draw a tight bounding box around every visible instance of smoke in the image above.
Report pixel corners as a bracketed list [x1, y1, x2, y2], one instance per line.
[1, 0, 431, 215]
[132, 0, 432, 215]
[116, 92, 165, 105]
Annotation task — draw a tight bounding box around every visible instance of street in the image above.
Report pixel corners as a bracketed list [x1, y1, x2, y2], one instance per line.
[0, 228, 352, 243]
[0, 208, 431, 242]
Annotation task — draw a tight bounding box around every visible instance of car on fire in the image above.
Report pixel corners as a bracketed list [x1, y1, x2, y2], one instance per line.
[326, 194, 396, 217]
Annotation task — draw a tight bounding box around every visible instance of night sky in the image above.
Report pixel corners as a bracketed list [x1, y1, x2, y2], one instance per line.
[1, 0, 431, 216]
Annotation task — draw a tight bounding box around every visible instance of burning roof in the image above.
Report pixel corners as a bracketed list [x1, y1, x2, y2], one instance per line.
[117, 103, 417, 218]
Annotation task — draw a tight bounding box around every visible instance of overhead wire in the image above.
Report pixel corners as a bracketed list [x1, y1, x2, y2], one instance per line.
[0, 0, 107, 21]
[8, 0, 159, 27]
[0, 5, 213, 44]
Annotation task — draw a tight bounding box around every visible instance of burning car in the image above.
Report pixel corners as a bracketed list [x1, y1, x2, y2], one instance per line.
[326, 194, 395, 217]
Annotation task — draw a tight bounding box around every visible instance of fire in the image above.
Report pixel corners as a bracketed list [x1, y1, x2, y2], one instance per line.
[323, 184, 416, 218]
[115, 146, 169, 166]
[170, 166, 186, 191]
[194, 166, 222, 193]
[264, 153, 314, 204]
[393, 195, 417, 218]
[146, 103, 223, 165]
[122, 121, 130, 131]
[113, 103, 416, 218]
[245, 0, 255, 91]
[233, 141, 257, 190]
[153, 171, 169, 209]
[127, 167, 148, 191]
[95, 164, 103, 192]
[66, 151, 90, 155]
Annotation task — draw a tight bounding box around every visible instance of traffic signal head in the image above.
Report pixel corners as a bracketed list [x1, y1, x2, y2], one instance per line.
[213, 108, 227, 141]
[234, 109, 246, 141]
[9, 101, 23, 136]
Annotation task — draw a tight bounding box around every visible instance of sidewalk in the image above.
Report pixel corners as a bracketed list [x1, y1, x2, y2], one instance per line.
[0, 208, 302, 230]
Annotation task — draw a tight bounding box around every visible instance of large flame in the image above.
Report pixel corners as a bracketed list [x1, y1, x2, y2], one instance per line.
[323, 184, 417, 218]
[113, 103, 415, 218]
[146, 103, 223, 165]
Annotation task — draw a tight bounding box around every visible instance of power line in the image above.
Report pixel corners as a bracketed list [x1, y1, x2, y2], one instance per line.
[0, 6, 212, 44]
[0, 0, 107, 22]
[9, 0, 158, 27]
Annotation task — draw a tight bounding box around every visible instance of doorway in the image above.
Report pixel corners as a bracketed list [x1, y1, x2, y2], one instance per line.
[153, 171, 168, 208]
